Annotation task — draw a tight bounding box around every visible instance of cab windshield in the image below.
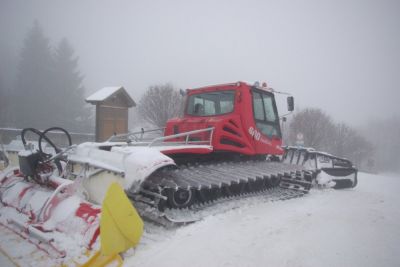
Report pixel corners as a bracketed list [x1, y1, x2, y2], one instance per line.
[186, 90, 235, 116]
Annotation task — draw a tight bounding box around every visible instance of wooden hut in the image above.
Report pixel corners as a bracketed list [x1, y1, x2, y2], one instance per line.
[86, 86, 135, 142]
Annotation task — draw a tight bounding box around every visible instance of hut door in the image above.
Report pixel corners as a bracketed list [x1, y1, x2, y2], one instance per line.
[98, 106, 128, 141]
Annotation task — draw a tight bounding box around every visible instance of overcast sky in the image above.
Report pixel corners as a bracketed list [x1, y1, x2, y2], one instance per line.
[1, 0, 399, 125]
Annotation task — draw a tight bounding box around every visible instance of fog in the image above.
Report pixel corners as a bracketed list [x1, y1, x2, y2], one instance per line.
[1, 0, 399, 125]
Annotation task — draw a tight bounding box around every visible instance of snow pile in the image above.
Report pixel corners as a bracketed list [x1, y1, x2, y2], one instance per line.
[315, 171, 336, 187]
[0, 172, 399, 266]
[124, 172, 400, 267]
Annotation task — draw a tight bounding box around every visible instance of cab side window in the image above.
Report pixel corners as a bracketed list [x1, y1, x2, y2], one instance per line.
[252, 90, 280, 138]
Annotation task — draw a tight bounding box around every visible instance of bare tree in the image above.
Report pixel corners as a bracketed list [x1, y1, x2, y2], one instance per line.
[360, 116, 400, 172]
[331, 122, 354, 157]
[138, 84, 184, 128]
[288, 108, 335, 151]
[288, 107, 373, 166]
[332, 122, 373, 166]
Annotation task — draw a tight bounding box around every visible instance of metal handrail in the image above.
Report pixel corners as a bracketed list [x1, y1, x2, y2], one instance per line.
[107, 127, 165, 142]
[148, 127, 214, 147]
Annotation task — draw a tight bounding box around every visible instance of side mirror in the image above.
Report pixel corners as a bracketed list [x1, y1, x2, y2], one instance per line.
[287, 96, 294, 112]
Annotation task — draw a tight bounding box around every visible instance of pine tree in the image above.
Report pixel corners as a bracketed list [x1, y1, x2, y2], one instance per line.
[14, 21, 54, 129]
[14, 21, 91, 132]
[52, 38, 91, 132]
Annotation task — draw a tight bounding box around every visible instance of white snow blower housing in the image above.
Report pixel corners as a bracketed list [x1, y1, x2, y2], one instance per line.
[0, 127, 144, 266]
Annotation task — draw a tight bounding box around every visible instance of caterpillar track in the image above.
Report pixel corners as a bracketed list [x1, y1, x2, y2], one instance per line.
[130, 160, 313, 225]
[134, 186, 308, 227]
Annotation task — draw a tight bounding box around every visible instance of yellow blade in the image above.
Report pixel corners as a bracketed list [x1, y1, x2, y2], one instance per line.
[80, 250, 123, 267]
[100, 182, 144, 256]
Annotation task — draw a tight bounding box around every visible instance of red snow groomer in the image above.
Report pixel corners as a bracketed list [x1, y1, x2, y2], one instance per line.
[127, 81, 357, 214]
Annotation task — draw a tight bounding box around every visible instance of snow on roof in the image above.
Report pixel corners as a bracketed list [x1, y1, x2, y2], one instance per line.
[85, 86, 123, 102]
[85, 86, 136, 107]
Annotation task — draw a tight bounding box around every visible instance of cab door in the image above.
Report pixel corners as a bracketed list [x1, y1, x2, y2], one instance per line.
[250, 88, 283, 154]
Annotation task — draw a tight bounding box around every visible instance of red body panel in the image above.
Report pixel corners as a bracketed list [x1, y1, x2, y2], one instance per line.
[164, 82, 284, 156]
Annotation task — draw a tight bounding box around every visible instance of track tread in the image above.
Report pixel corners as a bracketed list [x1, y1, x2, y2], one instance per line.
[142, 160, 313, 211]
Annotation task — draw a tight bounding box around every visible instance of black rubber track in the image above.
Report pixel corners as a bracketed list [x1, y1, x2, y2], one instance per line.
[141, 160, 313, 209]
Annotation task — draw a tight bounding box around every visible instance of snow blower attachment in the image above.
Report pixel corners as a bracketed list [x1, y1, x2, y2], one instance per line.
[0, 127, 143, 266]
[282, 147, 358, 189]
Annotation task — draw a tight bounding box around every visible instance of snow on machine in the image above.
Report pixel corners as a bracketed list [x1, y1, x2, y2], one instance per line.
[0, 127, 144, 266]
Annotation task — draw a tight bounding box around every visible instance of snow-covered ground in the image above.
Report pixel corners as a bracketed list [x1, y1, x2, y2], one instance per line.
[125, 172, 400, 267]
[0, 172, 399, 267]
